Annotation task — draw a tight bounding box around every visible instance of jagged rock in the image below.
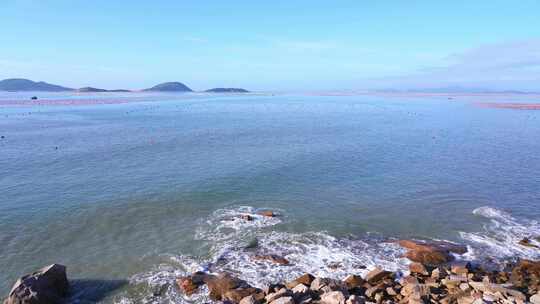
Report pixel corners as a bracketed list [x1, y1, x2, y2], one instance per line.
[177, 276, 199, 295]
[292, 284, 309, 295]
[240, 295, 258, 304]
[365, 267, 393, 284]
[253, 254, 290, 265]
[266, 288, 292, 303]
[286, 274, 315, 289]
[451, 262, 471, 275]
[310, 277, 347, 292]
[205, 273, 251, 301]
[530, 293, 540, 304]
[3, 264, 69, 304]
[270, 296, 294, 304]
[321, 291, 347, 304]
[224, 288, 262, 303]
[409, 263, 429, 276]
[510, 259, 540, 290]
[343, 275, 365, 290]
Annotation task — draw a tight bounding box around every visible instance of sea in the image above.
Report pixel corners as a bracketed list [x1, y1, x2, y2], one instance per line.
[1, 92, 539, 303]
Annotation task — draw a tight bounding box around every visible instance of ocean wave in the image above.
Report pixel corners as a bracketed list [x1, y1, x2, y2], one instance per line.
[459, 206, 540, 262]
[122, 206, 408, 303]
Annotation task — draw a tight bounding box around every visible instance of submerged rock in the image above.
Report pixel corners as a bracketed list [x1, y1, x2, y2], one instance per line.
[258, 210, 277, 217]
[253, 254, 290, 265]
[519, 238, 540, 249]
[4, 264, 69, 304]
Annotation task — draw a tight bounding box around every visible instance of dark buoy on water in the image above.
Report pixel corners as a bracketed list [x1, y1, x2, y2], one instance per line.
[31, 96, 38, 100]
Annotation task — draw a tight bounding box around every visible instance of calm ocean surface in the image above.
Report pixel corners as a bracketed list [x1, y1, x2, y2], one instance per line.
[1, 93, 539, 303]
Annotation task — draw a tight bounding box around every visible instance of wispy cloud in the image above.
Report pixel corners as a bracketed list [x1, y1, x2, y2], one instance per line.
[364, 39, 540, 90]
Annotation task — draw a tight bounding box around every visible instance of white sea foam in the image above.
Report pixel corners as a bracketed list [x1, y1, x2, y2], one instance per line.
[122, 206, 409, 303]
[459, 206, 540, 262]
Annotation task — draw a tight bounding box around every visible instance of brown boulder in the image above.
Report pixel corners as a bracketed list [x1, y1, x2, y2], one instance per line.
[398, 240, 467, 266]
[343, 275, 365, 289]
[177, 277, 199, 295]
[205, 273, 251, 301]
[286, 273, 315, 289]
[224, 287, 262, 303]
[253, 254, 290, 265]
[4, 264, 69, 304]
[510, 259, 540, 291]
[409, 262, 429, 276]
[365, 267, 393, 284]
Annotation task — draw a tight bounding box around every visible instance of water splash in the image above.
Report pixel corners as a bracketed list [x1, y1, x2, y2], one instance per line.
[460, 206, 540, 262]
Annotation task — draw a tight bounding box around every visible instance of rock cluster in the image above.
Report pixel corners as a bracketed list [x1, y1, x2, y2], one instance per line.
[177, 258, 540, 304]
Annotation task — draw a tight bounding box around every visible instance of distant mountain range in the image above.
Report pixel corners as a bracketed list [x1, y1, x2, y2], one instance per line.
[0, 78, 250, 93]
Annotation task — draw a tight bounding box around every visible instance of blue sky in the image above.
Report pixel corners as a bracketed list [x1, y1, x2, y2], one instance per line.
[1, 0, 539, 91]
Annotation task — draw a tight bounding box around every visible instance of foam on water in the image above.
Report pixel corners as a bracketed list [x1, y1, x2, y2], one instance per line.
[123, 206, 408, 303]
[459, 206, 540, 262]
[118, 206, 539, 303]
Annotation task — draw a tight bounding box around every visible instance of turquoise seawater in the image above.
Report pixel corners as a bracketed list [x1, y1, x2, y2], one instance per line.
[1, 93, 539, 303]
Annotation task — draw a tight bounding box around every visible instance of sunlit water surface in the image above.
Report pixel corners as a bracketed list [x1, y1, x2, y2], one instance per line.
[1, 93, 539, 303]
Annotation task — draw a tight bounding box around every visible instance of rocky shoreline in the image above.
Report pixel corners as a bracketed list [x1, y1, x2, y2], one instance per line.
[174, 239, 540, 304]
[3, 211, 540, 304]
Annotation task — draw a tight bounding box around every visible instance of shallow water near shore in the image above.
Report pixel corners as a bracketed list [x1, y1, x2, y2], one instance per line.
[1, 93, 539, 303]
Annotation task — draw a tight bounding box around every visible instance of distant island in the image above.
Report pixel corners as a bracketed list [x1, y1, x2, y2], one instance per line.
[0, 78, 73, 92]
[205, 88, 250, 93]
[0, 78, 251, 94]
[77, 87, 131, 93]
[143, 82, 193, 92]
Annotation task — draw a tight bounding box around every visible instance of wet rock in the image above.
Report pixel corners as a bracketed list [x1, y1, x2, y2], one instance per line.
[253, 254, 290, 265]
[343, 275, 365, 290]
[240, 214, 254, 221]
[409, 262, 429, 276]
[518, 238, 540, 249]
[398, 240, 467, 266]
[270, 296, 294, 304]
[266, 288, 292, 303]
[365, 267, 393, 284]
[258, 210, 277, 217]
[321, 291, 347, 304]
[205, 273, 251, 301]
[4, 264, 69, 304]
[224, 287, 262, 303]
[286, 274, 315, 289]
[177, 276, 199, 295]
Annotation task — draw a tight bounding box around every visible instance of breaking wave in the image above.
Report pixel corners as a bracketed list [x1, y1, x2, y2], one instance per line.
[114, 205, 539, 303]
[459, 206, 540, 262]
[124, 206, 408, 303]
